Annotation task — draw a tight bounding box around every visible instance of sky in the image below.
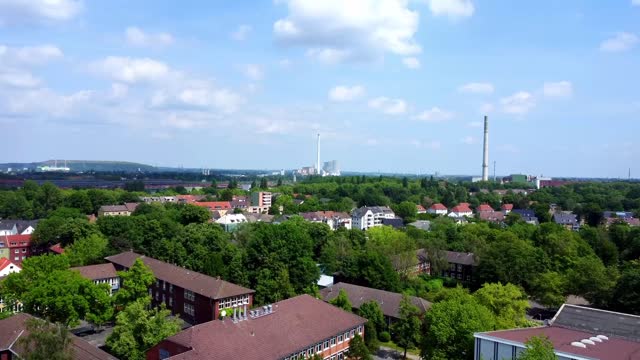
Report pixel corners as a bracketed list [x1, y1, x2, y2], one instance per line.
[0, 0, 639, 178]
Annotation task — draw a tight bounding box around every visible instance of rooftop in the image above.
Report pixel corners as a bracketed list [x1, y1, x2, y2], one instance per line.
[105, 251, 254, 300]
[319, 282, 431, 319]
[71, 263, 118, 280]
[154, 294, 366, 360]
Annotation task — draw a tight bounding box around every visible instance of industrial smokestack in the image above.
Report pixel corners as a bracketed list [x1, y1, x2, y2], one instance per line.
[482, 116, 489, 181]
[316, 133, 321, 176]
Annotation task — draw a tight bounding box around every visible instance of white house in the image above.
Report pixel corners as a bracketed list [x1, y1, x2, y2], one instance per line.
[215, 213, 247, 232]
[351, 206, 396, 230]
[427, 203, 448, 216]
[0, 258, 21, 277]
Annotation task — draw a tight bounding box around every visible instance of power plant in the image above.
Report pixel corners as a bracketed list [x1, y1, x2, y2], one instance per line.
[482, 115, 489, 181]
[295, 133, 340, 176]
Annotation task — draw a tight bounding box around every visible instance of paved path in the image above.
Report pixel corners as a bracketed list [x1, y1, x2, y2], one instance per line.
[373, 346, 421, 360]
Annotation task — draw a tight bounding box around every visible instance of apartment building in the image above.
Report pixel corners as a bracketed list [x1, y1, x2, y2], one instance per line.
[351, 206, 396, 230]
[71, 263, 120, 295]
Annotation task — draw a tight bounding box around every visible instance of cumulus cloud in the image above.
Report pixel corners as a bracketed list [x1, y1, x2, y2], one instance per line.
[0, 68, 41, 88]
[1, 88, 92, 118]
[0, 0, 82, 25]
[231, 24, 252, 41]
[458, 82, 494, 94]
[328, 85, 365, 102]
[543, 81, 573, 98]
[0, 44, 63, 66]
[500, 91, 535, 115]
[402, 57, 420, 69]
[90, 56, 171, 83]
[368, 96, 408, 115]
[243, 64, 264, 81]
[600, 32, 638, 52]
[109, 83, 128, 99]
[428, 0, 474, 19]
[274, 0, 421, 63]
[125, 27, 174, 48]
[413, 107, 453, 122]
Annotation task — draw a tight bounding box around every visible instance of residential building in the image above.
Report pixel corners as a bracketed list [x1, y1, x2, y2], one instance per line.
[141, 196, 177, 203]
[251, 191, 272, 208]
[403, 249, 478, 282]
[553, 213, 580, 230]
[317, 274, 334, 289]
[603, 211, 634, 219]
[299, 211, 352, 230]
[49, 243, 65, 255]
[176, 195, 206, 203]
[106, 251, 255, 325]
[320, 283, 431, 327]
[427, 203, 448, 216]
[215, 213, 247, 232]
[245, 213, 275, 223]
[0, 258, 21, 277]
[97, 203, 139, 217]
[0, 220, 38, 236]
[511, 209, 539, 225]
[448, 203, 473, 218]
[146, 294, 366, 360]
[2, 235, 32, 265]
[416, 205, 427, 214]
[479, 210, 505, 223]
[192, 201, 232, 216]
[408, 220, 431, 231]
[230, 195, 250, 210]
[351, 206, 396, 230]
[474, 304, 640, 360]
[381, 218, 404, 228]
[71, 263, 120, 295]
[501, 204, 513, 214]
[604, 217, 640, 227]
[0, 223, 17, 236]
[0, 313, 117, 360]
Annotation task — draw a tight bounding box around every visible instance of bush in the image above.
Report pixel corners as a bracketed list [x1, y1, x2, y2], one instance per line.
[378, 331, 391, 342]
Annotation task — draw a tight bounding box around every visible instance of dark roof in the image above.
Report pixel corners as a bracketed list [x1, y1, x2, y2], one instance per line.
[98, 205, 129, 213]
[105, 251, 254, 299]
[552, 304, 640, 342]
[478, 326, 640, 360]
[603, 211, 634, 219]
[156, 294, 366, 360]
[13, 220, 39, 233]
[71, 263, 118, 280]
[0, 313, 117, 360]
[553, 213, 578, 225]
[319, 283, 431, 319]
[381, 218, 404, 228]
[445, 250, 478, 266]
[512, 209, 536, 218]
[0, 221, 17, 231]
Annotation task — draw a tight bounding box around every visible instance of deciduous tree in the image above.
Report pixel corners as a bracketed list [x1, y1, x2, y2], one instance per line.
[18, 317, 73, 360]
[392, 295, 422, 359]
[115, 258, 155, 308]
[518, 336, 557, 360]
[329, 289, 352, 312]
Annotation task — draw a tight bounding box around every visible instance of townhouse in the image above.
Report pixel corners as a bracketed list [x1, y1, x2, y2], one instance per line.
[299, 211, 352, 230]
[400, 249, 478, 282]
[1, 235, 33, 265]
[448, 203, 473, 218]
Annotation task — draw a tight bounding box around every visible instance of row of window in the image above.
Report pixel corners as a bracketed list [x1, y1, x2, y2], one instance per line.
[155, 280, 175, 294]
[184, 303, 195, 316]
[13, 256, 27, 261]
[13, 249, 27, 253]
[217, 294, 250, 309]
[282, 326, 363, 360]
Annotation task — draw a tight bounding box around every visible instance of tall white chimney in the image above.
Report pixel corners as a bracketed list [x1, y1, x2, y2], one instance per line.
[482, 116, 489, 181]
[316, 133, 321, 176]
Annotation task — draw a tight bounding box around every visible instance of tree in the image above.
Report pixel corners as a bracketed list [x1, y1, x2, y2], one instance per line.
[529, 272, 567, 309]
[565, 256, 617, 306]
[64, 191, 93, 214]
[260, 177, 268, 189]
[277, 178, 283, 187]
[115, 259, 155, 308]
[106, 297, 181, 360]
[421, 294, 496, 360]
[329, 289, 352, 312]
[474, 283, 529, 328]
[393, 201, 418, 223]
[477, 237, 543, 289]
[392, 295, 422, 359]
[65, 234, 108, 266]
[358, 300, 385, 333]
[37, 182, 63, 215]
[518, 336, 557, 360]
[347, 334, 371, 360]
[610, 261, 640, 315]
[18, 317, 73, 360]
[178, 204, 211, 225]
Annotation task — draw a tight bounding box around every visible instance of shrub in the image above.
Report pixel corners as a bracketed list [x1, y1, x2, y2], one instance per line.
[378, 331, 391, 342]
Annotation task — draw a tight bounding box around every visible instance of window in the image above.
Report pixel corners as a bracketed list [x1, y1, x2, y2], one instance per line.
[168, 297, 173, 307]
[338, 334, 343, 343]
[14, 249, 19, 253]
[357, 326, 363, 334]
[169, 284, 173, 293]
[185, 290, 195, 301]
[155, 280, 160, 287]
[22, 248, 26, 253]
[159, 349, 171, 360]
[14, 256, 19, 261]
[307, 348, 313, 356]
[162, 281, 166, 291]
[344, 332, 349, 340]
[324, 340, 330, 350]
[162, 294, 165, 303]
[331, 337, 336, 347]
[184, 303, 195, 316]
[350, 330, 355, 338]
[315, 344, 322, 353]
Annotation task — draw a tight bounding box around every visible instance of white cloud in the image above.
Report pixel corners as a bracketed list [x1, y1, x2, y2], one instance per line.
[633, 0, 640, 6]
[428, 0, 474, 19]
[1, 88, 92, 118]
[109, 83, 128, 99]
[328, 85, 365, 102]
[497, 144, 520, 153]
[368, 96, 408, 115]
[543, 81, 573, 98]
[0, 44, 63, 65]
[500, 91, 535, 115]
[402, 57, 420, 69]
[0, 0, 82, 25]
[0, 68, 40, 88]
[479, 103, 494, 114]
[125, 27, 174, 48]
[413, 107, 453, 122]
[153, 85, 244, 114]
[600, 32, 638, 52]
[231, 24, 252, 41]
[458, 82, 494, 94]
[461, 136, 476, 144]
[0, 69, 40, 88]
[244, 64, 264, 81]
[274, 0, 421, 64]
[90, 56, 171, 83]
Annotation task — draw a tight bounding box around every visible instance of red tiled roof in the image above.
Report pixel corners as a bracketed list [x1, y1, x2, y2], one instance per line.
[155, 294, 366, 360]
[71, 263, 118, 280]
[480, 326, 640, 360]
[429, 203, 447, 211]
[0, 257, 20, 272]
[49, 243, 65, 254]
[3, 234, 32, 247]
[479, 211, 505, 222]
[105, 251, 254, 300]
[416, 205, 426, 211]
[501, 204, 514, 210]
[192, 202, 232, 210]
[477, 204, 494, 212]
[451, 204, 472, 213]
[0, 313, 117, 360]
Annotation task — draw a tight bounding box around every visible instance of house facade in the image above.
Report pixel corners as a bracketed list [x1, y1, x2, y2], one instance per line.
[427, 203, 448, 215]
[215, 213, 247, 232]
[71, 263, 120, 295]
[0, 258, 21, 277]
[406, 249, 478, 282]
[97, 203, 139, 217]
[106, 251, 255, 325]
[351, 206, 396, 230]
[300, 211, 352, 230]
[2, 235, 33, 265]
[448, 203, 473, 217]
[146, 294, 366, 360]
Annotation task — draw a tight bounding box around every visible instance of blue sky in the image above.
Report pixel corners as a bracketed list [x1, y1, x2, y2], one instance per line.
[0, 0, 639, 178]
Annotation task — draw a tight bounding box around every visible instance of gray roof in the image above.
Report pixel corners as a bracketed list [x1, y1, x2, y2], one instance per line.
[381, 218, 404, 228]
[551, 304, 640, 342]
[351, 206, 394, 218]
[0, 221, 17, 231]
[13, 220, 39, 233]
[319, 282, 431, 319]
[408, 220, 431, 231]
[512, 209, 536, 218]
[99, 205, 129, 213]
[553, 213, 578, 225]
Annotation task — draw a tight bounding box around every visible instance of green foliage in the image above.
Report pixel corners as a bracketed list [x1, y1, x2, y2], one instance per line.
[65, 234, 108, 266]
[610, 261, 640, 314]
[529, 272, 567, 308]
[392, 295, 422, 359]
[106, 297, 181, 360]
[115, 259, 155, 308]
[329, 289, 352, 312]
[474, 283, 529, 328]
[358, 300, 385, 333]
[18, 318, 73, 360]
[378, 331, 391, 342]
[517, 336, 558, 360]
[178, 204, 211, 225]
[347, 334, 371, 360]
[393, 201, 418, 223]
[364, 321, 379, 352]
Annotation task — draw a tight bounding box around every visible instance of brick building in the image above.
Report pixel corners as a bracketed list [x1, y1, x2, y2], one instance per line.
[105, 251, 255, 325]
[146, 294, 366, 360]
[71, 263, 120, 296]
[1, 235, 33, 266]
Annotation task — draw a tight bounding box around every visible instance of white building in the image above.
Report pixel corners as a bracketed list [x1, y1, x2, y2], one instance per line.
[0, 258, 21, 277]
[427, 203, 448, 216]
[351, 206, 396, 230]
[71, 263, 120, 296]
[215, 213, 247, 232]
